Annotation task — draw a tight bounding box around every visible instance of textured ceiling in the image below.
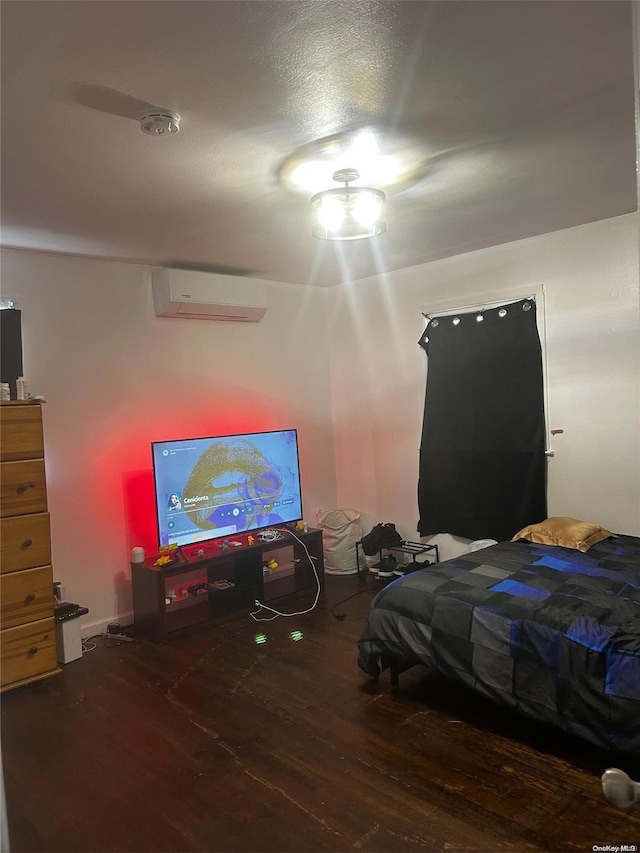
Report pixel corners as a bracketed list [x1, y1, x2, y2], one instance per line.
[1, 0, 637, 286]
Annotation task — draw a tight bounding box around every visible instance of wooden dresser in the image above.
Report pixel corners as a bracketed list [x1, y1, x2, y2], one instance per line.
[1, 401, 60, 691]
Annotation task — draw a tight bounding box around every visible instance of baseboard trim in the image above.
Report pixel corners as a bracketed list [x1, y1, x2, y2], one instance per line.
[79, 611, 134, 639]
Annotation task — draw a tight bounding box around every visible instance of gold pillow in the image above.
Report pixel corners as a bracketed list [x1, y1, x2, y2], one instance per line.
[511, 517, 613, 553]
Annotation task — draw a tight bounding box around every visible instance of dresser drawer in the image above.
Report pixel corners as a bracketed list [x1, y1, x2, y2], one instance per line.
[1, 513, 51, 573]
[0, 459, 47, 517]
[1, 617, 58, 689]
[0, 404, 44, 462]
[0, 565, 54, 628]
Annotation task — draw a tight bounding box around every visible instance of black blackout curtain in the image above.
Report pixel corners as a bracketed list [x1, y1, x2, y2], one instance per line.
[417, 299, 547, 542]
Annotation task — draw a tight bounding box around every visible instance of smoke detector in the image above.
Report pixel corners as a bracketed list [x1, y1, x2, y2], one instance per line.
[139, 110, 181, 136]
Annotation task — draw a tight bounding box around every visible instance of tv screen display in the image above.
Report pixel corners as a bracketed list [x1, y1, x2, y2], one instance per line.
[152, 429, 303, 548]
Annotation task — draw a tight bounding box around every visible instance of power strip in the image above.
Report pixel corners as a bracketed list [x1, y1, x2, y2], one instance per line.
[106, 632, 134, 642]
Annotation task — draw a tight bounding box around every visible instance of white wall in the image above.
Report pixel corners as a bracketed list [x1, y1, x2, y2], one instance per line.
[0, 249, 337, 630]
[2, 214, 638, 625]
[327, 213, 640, 560]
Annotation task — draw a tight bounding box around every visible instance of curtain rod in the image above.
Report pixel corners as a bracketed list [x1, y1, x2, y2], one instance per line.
[422, 294, 536, 320]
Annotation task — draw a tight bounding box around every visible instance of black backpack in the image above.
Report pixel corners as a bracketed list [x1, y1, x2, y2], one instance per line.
[360, 522, 404, 556]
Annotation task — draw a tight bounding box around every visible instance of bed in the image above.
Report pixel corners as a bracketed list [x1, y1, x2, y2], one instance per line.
[358, 531, 640, 756]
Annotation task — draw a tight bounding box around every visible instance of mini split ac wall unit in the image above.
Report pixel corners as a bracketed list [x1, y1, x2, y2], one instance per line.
[152, 268, 268, 322]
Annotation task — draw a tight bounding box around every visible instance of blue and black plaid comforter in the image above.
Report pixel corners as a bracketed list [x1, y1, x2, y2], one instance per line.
[358, 536, 640, 755]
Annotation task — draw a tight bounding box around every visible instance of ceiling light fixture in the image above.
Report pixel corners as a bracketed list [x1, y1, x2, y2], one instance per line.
[310, 169, 386, 241]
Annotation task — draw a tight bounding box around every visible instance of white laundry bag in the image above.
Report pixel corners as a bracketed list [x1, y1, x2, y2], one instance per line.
[316, 509, 362, 575]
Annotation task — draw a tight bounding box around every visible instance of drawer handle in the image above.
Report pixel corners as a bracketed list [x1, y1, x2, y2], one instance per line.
[16, 483, 35, 495]
[28, 646, 39, 656]
[25, 593, 36, 603]
[21, 538, 33, 550]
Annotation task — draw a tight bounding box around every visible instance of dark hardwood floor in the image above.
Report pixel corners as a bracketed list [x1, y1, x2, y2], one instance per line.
[2, 574, 639, 852]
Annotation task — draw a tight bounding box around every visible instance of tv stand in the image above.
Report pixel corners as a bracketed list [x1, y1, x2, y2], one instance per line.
[131, 528, 324, 644]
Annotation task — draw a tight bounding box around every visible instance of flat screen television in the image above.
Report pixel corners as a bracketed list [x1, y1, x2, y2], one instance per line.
[152, 429, 303, 548]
